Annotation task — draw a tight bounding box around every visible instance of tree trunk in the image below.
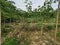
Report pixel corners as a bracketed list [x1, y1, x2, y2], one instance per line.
[41, 19, 44, 44]
[0, 6, 1, 44]
[10, 17, 11, 25]
[55, 0, 60, 45]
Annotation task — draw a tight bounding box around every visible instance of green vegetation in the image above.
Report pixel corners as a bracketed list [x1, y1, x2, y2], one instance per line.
[45, 25, 55, 30]
[1, 28, 7, 33]
[2, 37, 19, 45]
[1, 0, 60, 45]
[1, 0, 58, 23]
[23, 38, 30, 45]
[1, 27, 9, 37]
[57, 31, 60, 41]
[5, 24, 10, 28]
[57, 32, 60, 38]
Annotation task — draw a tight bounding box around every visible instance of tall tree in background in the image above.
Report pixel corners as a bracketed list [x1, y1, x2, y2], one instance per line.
[25, 0, 32, 12]
[39, 0, 54, 43]
[47, 0, 59, 44]
[25, 0, 32, 18]
[1, 0, 16, 24]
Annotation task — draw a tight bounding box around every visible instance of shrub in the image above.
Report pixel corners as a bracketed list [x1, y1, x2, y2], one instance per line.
[2, 37, 19, 45]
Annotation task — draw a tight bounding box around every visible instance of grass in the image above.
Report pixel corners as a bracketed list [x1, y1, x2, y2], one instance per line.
[23, 37, 30, 45]
[2, 37, 19, 45]
[57, 31, 60, 41]
[1, 28, 8, 37]
[57, 31, 60, 38]
[5, 24, 10, 28]
[22, 23, 41, 31]
[1, 28, 7, 33]
[45, 25, 55, 30]
[1, 27, 13, 37]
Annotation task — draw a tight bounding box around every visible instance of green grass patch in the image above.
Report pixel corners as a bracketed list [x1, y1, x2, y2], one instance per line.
[5, 24, 11, 28]
[1, 28, 7, 33]
[2, 37, 19, 45]
[46, 25, 55, 30]
[23, 38, 30, 45]
[57, 31, 60, 38]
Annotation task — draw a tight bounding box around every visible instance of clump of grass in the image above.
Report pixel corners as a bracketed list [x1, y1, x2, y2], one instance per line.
[22, 23, 41, 31]
[2, 37, 19, 45]
[5, 24, 10, 28]
[45, 25, 55, 30]
[23, 38, 30, 45]
[36, 23, 41, 30]
[1, 28, 8, 37]
[1, 28, 7, 33]
[58, 24, 60, 27]
[57, 32, 60, 38]
[24, 23, 29, 30]
[57, 31, 60, 41]
[1, 27, 13, 37]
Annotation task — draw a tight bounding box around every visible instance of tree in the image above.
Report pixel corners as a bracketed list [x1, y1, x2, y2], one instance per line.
[44, 0, 59, 44]
[25, 0, 32, 12]
[0, 3, 1, 44]
[1, 0, 16, 23]
[55, 0, 60, 44]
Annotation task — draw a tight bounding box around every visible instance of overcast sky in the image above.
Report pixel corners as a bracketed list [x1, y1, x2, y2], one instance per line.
[11, 0, 58, 11]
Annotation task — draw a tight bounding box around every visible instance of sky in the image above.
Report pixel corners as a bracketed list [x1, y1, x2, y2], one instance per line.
[11, 0, 58, 11]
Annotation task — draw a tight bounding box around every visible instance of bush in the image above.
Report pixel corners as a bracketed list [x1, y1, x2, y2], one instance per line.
[2, 37, 19, 45]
